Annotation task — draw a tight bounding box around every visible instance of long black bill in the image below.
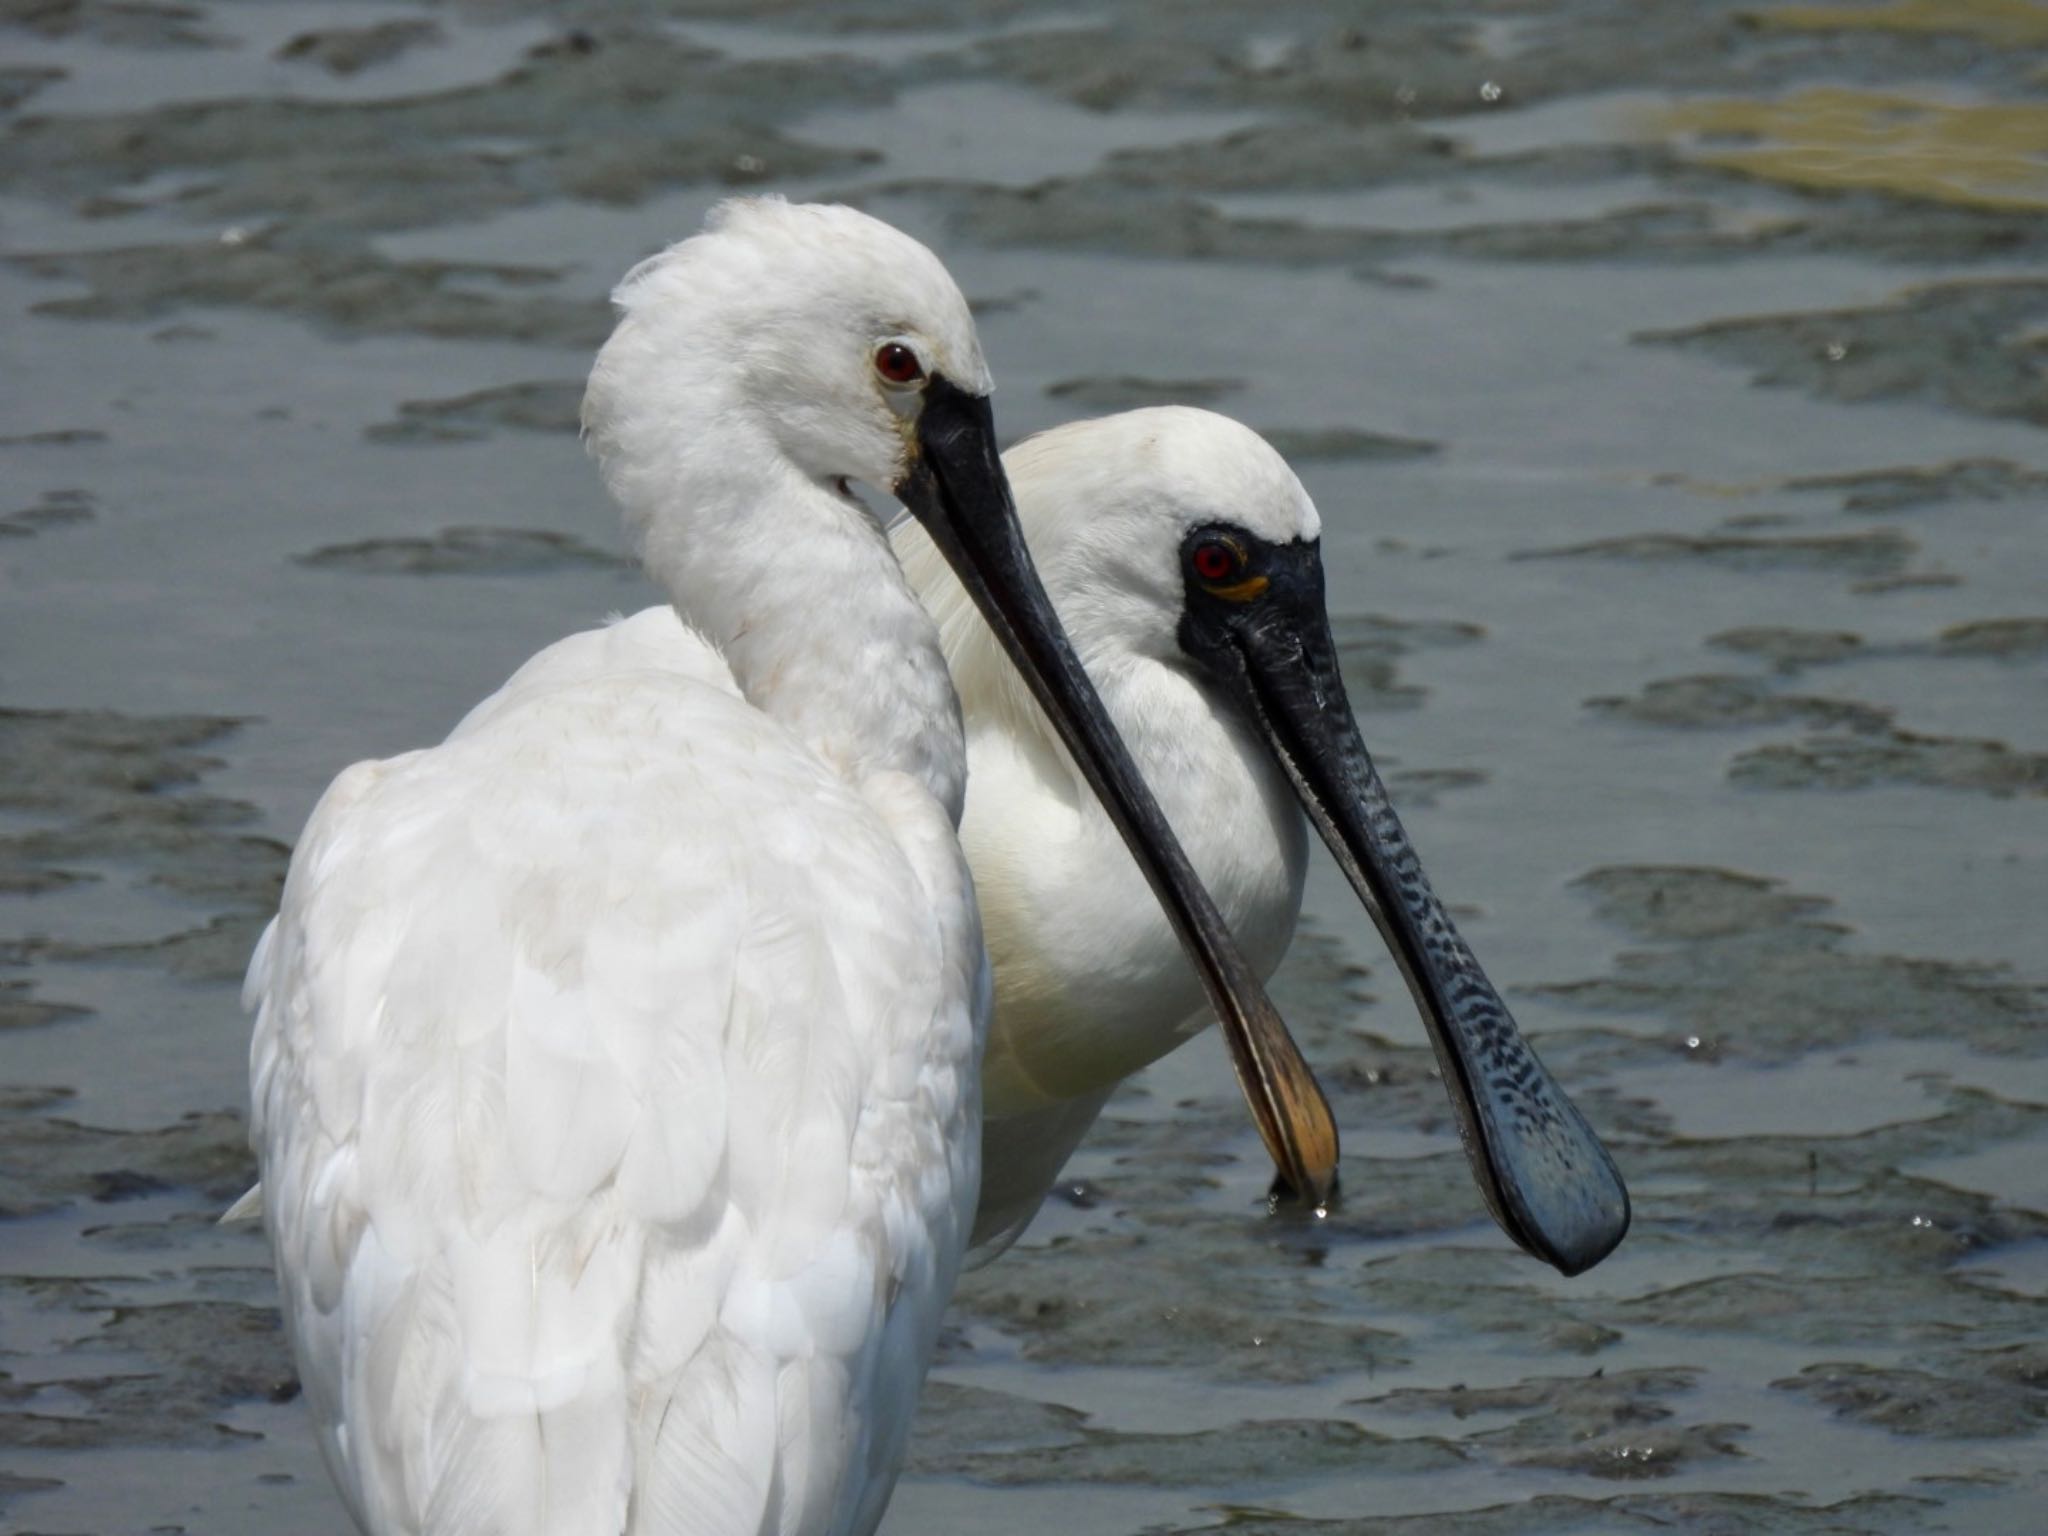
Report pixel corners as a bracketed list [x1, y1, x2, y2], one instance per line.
[897, 377, 1340, 1205]
[1192, 541, 1629, 1276]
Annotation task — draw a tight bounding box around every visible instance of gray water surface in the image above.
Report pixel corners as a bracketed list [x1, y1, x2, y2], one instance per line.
[3, 2, 2045, 1532]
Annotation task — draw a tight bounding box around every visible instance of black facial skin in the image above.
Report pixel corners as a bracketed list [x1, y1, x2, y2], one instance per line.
[1177, 523, 1630, 1278]
[894, 382, 1339, 1206]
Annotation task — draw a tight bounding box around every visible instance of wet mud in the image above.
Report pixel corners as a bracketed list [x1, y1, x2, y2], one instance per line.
[274, 19, 443, 78]
[363, 380, 584, 445]
[1588, 670, 2048, 796]
[12, 235, 615, 346]
[1635, 279, 2048, 429]
[1, 487, 93, 538]
[1785, 457, 2048, 514]
[295, 525, 630, 576]
[2, 0, 2044, 1532]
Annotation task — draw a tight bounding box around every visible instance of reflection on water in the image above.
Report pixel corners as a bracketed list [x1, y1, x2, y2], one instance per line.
[1, 0, 2045, 1533]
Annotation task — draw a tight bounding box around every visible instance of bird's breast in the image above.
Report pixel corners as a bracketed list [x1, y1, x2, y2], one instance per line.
[964, 685, 1307, 1115]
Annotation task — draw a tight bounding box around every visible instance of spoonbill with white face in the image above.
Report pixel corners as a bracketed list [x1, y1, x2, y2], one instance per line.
[894, 407, 1629, 1275]
[240, 205, 1334, 1536]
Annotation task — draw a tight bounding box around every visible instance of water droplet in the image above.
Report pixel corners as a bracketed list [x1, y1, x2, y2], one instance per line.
[1479, 80, 1503, 103]
[1911, 1214, 1933, 1228]
[1394, 84, 1417, 106]
[219, 226, 249, 246]
[1825, 341, 1849, 362]
[1685, 1035, 1702, 1050]
[733, 154, 766, 176]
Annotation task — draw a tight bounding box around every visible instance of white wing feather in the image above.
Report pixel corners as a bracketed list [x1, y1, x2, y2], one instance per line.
[248, 613, 982, 1536]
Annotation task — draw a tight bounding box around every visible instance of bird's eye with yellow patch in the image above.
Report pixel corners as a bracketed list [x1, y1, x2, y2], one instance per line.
[873, 342, 925, 386]
[1190, 539, 1241, 582]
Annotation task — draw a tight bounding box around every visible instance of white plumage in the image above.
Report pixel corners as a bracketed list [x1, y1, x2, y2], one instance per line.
[307, 409, 1320, 1270]
[894, 408, 1319, 1254]
[240, 203, 1610, 1531]
[896, 407, 1627, 1274]
[246, 200, 1002, 1536]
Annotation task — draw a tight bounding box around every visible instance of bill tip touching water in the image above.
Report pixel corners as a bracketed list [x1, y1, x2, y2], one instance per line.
[231, 194, 1622, 1533]
[235, 198, 1337, 1533]
[9, 2, 2040, 1526]
[897, 404, 1628, 1276]
[1161, 418, 1631, 1274]
[231, 394, 1629, 1283]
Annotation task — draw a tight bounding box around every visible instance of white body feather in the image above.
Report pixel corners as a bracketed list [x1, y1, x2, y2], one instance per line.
[247, 616, 984, 1536]
[246, 201, 999, 1535]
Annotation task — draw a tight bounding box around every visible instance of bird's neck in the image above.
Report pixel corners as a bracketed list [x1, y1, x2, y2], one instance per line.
[614, 420, 967, 822]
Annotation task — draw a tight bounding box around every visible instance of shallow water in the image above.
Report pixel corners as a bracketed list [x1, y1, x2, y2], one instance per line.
[2, 1, 2045, 1532]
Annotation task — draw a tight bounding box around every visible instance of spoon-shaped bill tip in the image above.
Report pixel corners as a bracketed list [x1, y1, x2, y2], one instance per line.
[1187, 541, 1630, 1275]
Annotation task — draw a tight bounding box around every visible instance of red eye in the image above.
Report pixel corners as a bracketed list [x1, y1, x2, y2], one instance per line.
[1191, 540, 1239, 582]
[874, 342, 924, 385]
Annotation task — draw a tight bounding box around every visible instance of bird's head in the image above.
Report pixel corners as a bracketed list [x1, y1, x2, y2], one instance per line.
[585, 197, 993, 511]
[995, 408, 1322, 671]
